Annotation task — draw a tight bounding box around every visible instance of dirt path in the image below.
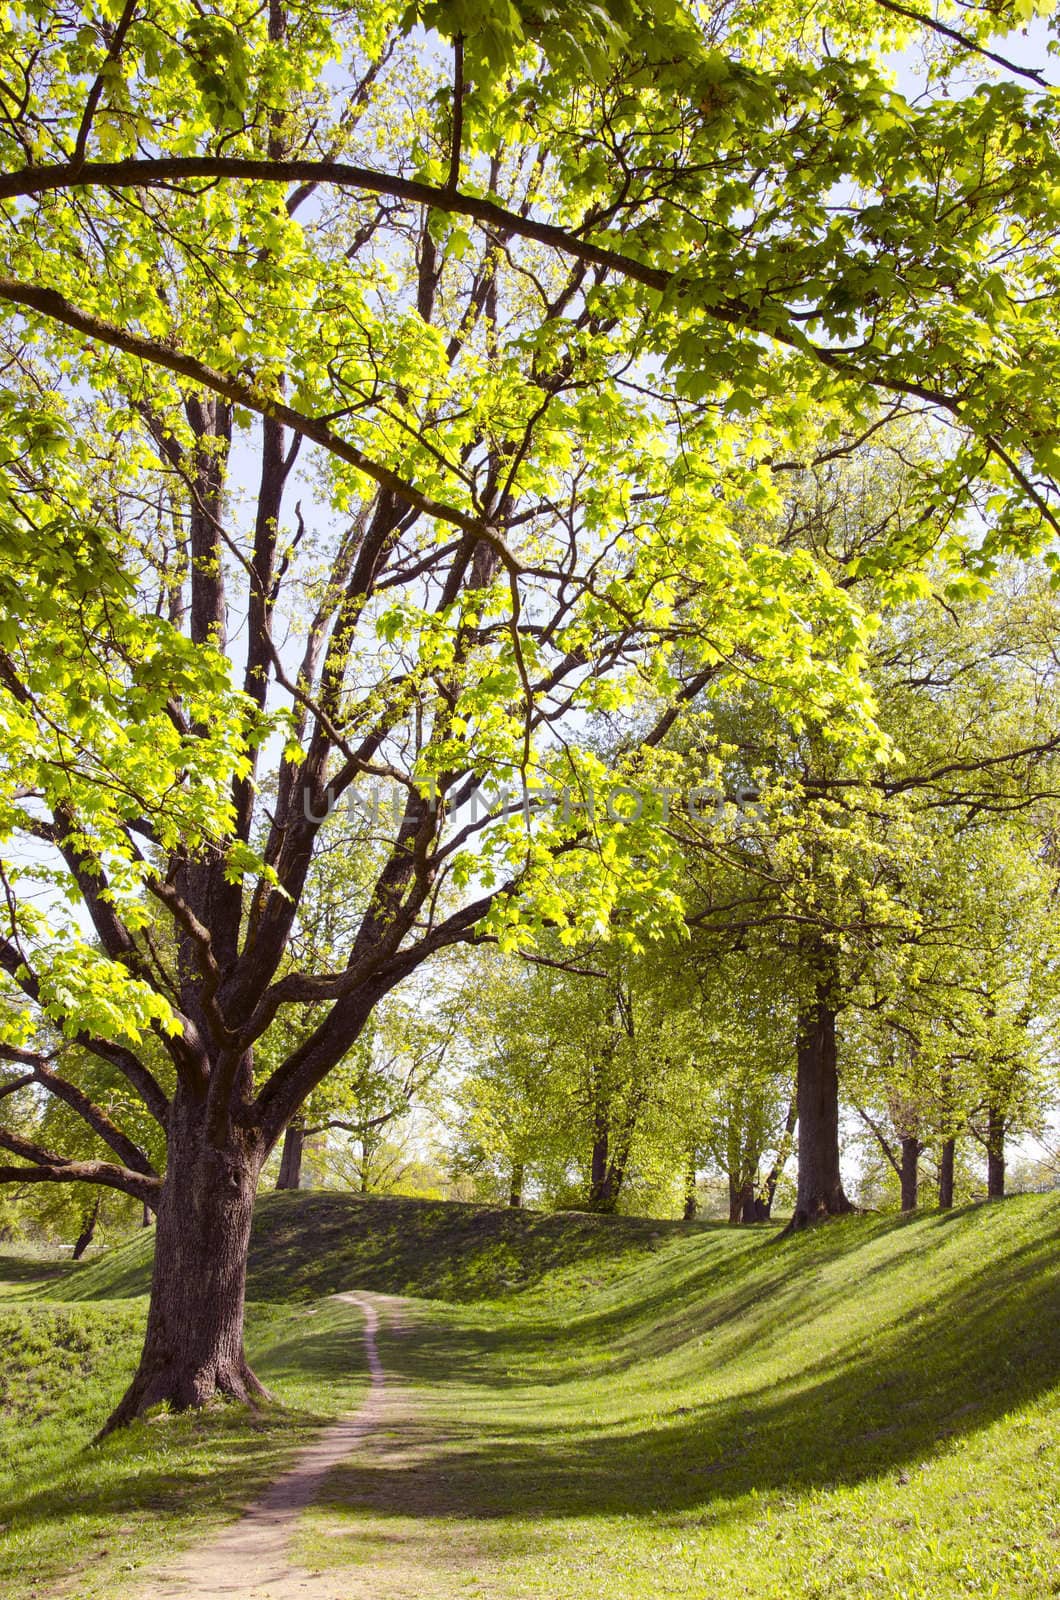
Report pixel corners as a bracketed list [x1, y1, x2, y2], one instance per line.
[136, 1292, 400, 1600]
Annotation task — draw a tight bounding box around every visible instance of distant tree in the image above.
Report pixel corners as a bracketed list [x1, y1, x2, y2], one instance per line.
[6, 0, 1060, 1423]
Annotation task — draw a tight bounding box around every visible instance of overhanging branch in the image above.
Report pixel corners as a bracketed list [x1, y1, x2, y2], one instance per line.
[0, 275, 492, 540]
[0, 1157, 160, 1207]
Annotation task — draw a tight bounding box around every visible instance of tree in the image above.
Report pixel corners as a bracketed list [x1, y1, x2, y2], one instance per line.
[447, 946, 654, 1213]
[668, 948, 795, 1222]
[668, 488, 1060, 1226]
[445, 959, 563, 1208]
[3, 0, 1060, 1422]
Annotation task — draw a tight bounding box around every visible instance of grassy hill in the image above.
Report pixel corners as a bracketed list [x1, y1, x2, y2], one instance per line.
[1, 1190, 1058, 1598]
[45, 1189, 690, 1303]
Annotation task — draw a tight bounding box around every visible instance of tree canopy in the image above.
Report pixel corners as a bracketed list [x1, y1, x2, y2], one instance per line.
[2, 0, 1060, 1419]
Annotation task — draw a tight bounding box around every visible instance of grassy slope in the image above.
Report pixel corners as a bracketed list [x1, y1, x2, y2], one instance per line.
[295, 1192, 1060, 1600]
[54, 1189, 687, 1304]
[0, 1194, 686, 1598]
[2, 1191, 1059, 1598]
[0, 1286, 369, 1597]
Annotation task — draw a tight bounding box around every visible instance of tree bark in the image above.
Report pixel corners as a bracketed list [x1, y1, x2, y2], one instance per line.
[787, 984, 853, 1231]
[729, 1175, 756, 1224]
[103, 1093, 267, 1432]
[683, 1151, 698, 1220]
[72, 1195, 101, 1260]
[758, 1097, 797, 1220]
[508, 1161, 524, 1208]
[587, 1095, 618, 1211]
[986, 1106, 1006, 1199]
[275, 1122, 304, 1190]
[938, 1136, 955, 1210]
[588, 1123, 619, 1211]
[900, 1135, 919, 1212]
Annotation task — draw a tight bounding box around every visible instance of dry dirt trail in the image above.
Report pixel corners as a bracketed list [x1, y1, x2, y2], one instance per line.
[135, 1291, 409, 1600]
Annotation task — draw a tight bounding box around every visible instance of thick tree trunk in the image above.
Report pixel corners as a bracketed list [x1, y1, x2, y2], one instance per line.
[900, 1136, 919, 1211]
[787, 985, 853, 1231]
[508, 1161, 524, 1208]
[938, 1136, 955, 1210]
[728, 1175, 755, 1224]
[103, 1096, 267, 1432]
[986, 1106, 1006, 1199]
[275, 1123, 304, 1190]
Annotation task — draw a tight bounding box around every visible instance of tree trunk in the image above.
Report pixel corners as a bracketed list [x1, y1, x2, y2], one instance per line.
[587, 1045, 628, 1213]
[900, 1135, 919, 1212]
[788, 985, 853, 1231]
[141, 1200, 152, 1228]
[72, 1195, 101, 1260]
[103, 1095, 267, 1432]
[683, 1151, 698, 1220]
[986, 1106, 1005, 1199]
[729, 1175, 755, 1224]
[588, 1113, 617, 1211]
[938, 1136, 955, 1210]
[508, 1161, 524, 1208]
[275, 1122, 304, 1190]
[759, 1097, 797, 1220]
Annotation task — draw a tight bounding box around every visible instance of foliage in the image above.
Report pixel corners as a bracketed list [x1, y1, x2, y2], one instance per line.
[3, 0, 1060, 1414]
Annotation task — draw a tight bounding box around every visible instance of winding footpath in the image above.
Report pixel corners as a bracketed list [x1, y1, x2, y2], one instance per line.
[139, 1292, 396, 1600]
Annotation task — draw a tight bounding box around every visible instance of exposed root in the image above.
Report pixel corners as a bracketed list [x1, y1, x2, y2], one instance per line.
[98, 1356, 272, 1439]
[780, 1197, 858, 1239]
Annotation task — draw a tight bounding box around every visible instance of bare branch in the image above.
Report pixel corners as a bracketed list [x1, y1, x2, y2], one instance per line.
[869, 0, 1048, 86]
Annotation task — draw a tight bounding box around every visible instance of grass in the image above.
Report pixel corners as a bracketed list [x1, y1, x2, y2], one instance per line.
[53, 1189, 687, 1304]
[293, 1193, 1060, 1600]
[1, 1190, 1058, 1597]
[0, 1292, 368, 1598]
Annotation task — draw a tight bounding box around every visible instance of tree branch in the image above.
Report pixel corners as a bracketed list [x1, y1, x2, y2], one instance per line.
[0, 933, 170, 1123]
[30, 1060, 158, 1176]
[854, 1102, 903, 1178]
[869, 0, 1048, 87]
[0, 275, 493, 540]
[0, 1153, 160, 1207]
[71, 0, 141, 167]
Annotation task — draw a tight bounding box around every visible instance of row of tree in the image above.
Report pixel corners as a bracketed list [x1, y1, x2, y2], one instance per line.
[3, 0, 1060, 1427]
[441, 518, 1060, 1223]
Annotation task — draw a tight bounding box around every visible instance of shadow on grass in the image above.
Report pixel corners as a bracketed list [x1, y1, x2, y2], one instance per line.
[0, 1401, 329, 1596]
[317, 1199, 1060, 1524]
[58, 1191, 709, 1305]
[244, 1192, 694, 1305]
[0, 1298, 369, 1598]
[0, 1253, 85, 1299]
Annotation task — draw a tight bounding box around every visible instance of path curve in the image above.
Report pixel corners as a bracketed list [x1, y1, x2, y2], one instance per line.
[138, 1292, 395, 1600]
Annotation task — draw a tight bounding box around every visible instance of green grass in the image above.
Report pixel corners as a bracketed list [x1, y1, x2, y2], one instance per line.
[0, 1293, 368, 1598]
[51, 1189, 688, 1304]
[1, 1191, 1058, 1598]
[292, 1194, 1060, 1600]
